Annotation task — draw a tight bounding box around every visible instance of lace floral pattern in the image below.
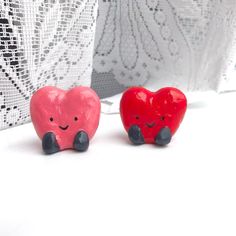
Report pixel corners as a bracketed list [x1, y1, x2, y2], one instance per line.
[0, 0, 97, 129]
[92, 0, 236, 97]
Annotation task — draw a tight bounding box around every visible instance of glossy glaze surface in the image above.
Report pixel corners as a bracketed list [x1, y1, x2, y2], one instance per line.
[120, 87, 187, 144]
[30, 86, 101, 150]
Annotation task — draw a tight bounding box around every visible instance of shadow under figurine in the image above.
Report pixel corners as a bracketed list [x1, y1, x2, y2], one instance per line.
[30, 86, 101, 154]
[120, 87, 187, 146]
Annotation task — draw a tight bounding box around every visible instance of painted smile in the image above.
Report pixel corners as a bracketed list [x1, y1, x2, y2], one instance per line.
[59, 125, 69, 131]
[146, 122, 156, 128]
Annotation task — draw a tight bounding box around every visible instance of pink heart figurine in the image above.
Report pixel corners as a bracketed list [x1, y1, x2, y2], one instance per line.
[30, 86, 101, 154]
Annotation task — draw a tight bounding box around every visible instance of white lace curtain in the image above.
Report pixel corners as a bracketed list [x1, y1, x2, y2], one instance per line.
[92, 0, 236, 97]
[0, 0, 97, 129]
[1, 0, 236, 130]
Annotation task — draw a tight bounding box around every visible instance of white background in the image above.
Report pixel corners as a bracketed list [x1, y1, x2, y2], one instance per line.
[0, 92, 236, 236]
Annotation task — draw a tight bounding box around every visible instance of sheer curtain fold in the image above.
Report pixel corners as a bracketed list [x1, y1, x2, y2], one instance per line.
[92, 0, 236, 96]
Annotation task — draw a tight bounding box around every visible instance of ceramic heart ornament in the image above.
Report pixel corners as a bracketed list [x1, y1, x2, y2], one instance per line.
[120, 87, 187, 146]
[30, 86, 101, 154]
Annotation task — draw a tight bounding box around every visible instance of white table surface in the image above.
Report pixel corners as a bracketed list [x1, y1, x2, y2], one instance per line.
[0, 92, 236, 236]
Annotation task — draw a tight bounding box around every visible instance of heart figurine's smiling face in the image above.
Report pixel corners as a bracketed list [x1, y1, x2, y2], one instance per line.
[30, 86, 101, 150]
[49, 115, 75, 131]
[120, 87, 187, 144]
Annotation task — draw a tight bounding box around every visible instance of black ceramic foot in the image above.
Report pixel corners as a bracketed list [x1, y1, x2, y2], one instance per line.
[73, 131, 90, 152]
[42, 132, 60, 154]
[155, 127, 172, 146]
[128, 125, 145, 145]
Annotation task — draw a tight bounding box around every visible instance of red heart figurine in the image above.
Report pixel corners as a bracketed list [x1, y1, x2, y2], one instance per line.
[30, 86, 101, 154]
[120, 87, 187, 145]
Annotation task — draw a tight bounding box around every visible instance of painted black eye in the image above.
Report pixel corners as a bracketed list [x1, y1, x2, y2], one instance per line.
[135, 116, 140, 120]
[74, 116, 78, 121]
[50, 117, 54, 122]
[160, 116, 165, 121]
